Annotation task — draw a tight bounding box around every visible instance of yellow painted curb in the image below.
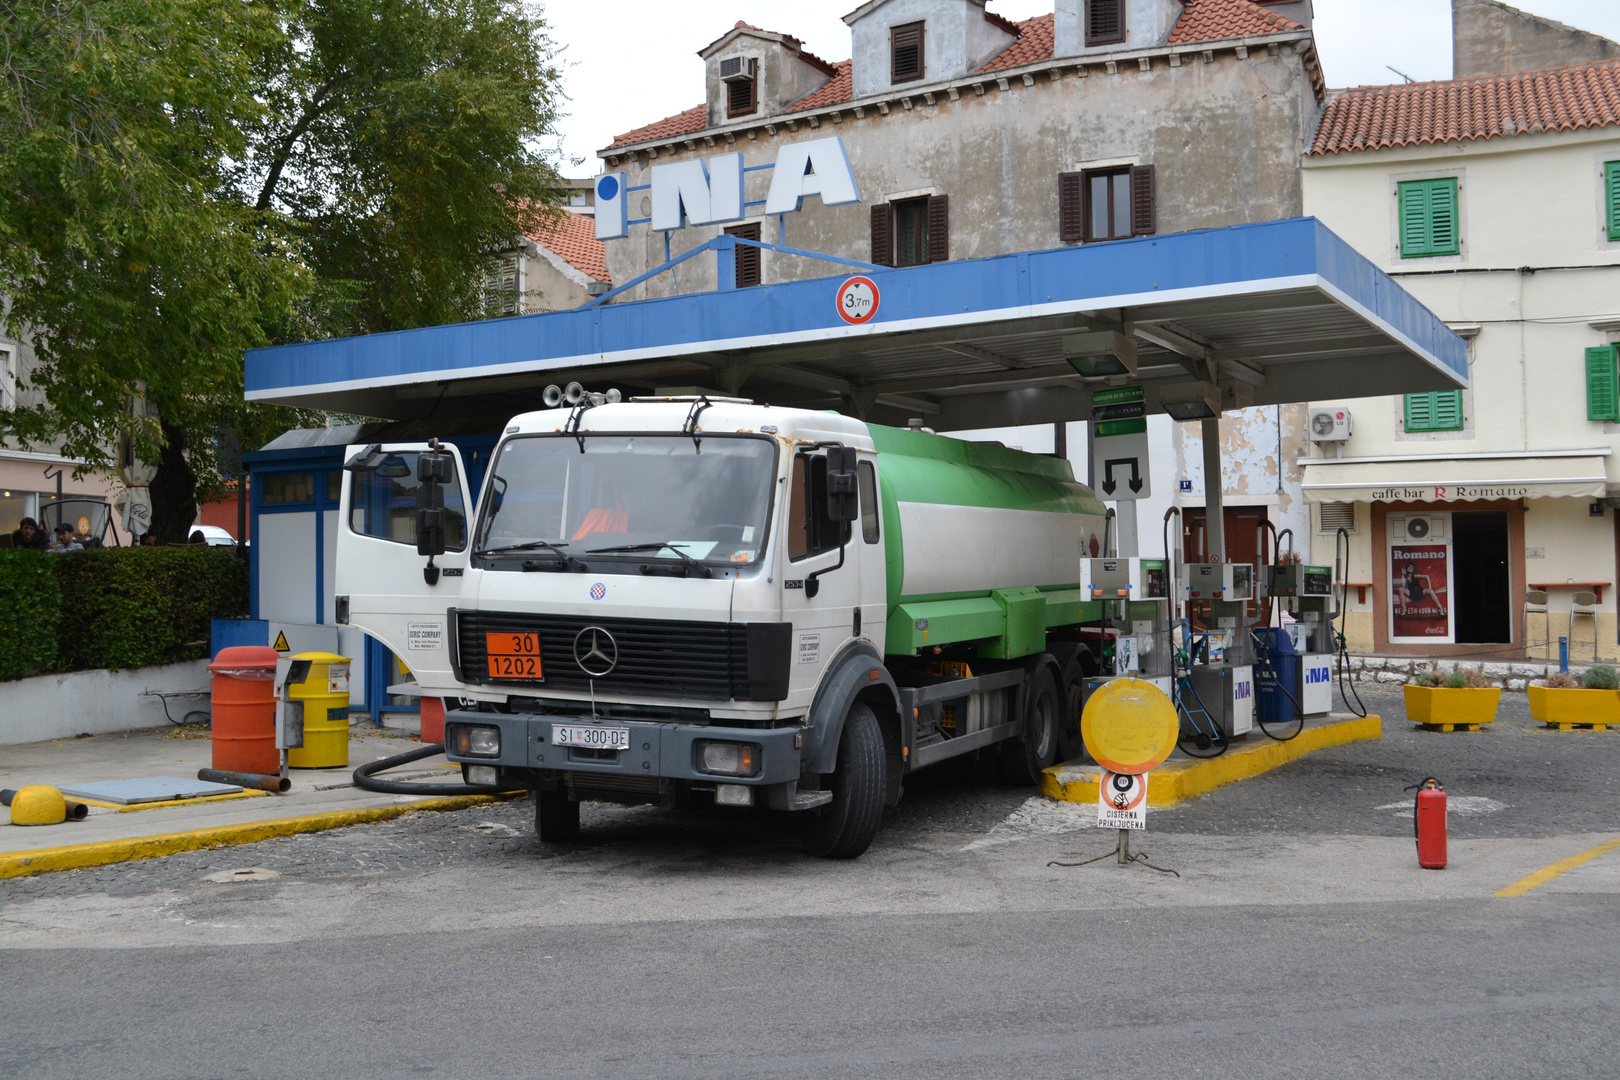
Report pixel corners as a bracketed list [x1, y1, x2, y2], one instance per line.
[75, 789, 268, 813]
[1042, 714, 1383, 807]
[0, 792, 523, 880]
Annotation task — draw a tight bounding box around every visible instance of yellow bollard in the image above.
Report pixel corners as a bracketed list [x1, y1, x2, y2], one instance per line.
[9, 785, 68, 826]
[286, 652, 353, 768]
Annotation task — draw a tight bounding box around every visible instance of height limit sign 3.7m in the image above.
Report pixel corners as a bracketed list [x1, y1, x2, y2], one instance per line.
[1091, 385, 1150, 501]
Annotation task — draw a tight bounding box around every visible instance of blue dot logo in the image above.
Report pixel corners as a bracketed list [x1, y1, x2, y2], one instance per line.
[590, 582, 606, 600]
[596, 175, 619, 202]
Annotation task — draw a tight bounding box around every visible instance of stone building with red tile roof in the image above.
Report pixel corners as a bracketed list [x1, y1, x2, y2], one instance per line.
[589, 0, 1332, 559]
[486, 194, 612, 316]
[1300, 7, 1620, 661]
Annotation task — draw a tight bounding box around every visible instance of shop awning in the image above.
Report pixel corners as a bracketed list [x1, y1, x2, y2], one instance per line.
[1300, 450, 1611, 503]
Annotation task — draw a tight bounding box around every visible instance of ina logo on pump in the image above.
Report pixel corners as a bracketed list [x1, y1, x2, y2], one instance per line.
[590, 582, 606, 600]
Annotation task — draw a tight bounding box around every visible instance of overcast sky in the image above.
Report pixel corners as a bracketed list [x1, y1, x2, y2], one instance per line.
[539, 0, 1620, 176]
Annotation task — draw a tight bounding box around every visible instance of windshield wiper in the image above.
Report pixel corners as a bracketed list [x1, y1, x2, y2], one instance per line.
[476, 540, 587, 572]
[586, 541, 714, 579]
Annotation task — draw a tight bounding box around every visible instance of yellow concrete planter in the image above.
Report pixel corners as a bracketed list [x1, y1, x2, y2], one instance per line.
[1404, 685, 1501, 727]
[1527, 685, 1620, 725]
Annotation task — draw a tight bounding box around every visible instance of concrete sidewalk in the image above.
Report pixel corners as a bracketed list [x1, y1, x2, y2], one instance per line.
[0, 725, 513, 876]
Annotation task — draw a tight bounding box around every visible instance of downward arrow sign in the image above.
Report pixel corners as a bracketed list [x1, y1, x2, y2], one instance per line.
[1101, 458, 1143, 496]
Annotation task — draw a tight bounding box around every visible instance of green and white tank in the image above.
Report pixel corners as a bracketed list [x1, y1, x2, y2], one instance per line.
[866, 424, 1107, 659]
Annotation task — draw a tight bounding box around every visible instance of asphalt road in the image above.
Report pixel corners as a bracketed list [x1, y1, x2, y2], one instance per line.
[1, 686, 1617, 1079]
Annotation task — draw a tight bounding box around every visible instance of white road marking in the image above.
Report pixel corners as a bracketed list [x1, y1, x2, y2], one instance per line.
[962, 797, 1162, 851]
[1374, 796, 1508, 818]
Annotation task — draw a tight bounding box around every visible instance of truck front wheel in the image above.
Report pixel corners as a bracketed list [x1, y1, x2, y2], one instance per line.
[534, 787, 580, 843]
[999, 667, 1059, 786]
[799, 702, 886, 859]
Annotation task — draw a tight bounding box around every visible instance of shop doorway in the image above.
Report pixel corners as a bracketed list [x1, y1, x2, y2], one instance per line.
[1182, 506, 1270, 623]
[1452, 511, 1511, 644]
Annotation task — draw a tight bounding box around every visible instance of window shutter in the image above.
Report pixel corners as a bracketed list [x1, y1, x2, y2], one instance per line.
[1086, 0, 1125, 45]
[1587, 345, 1619, 422]
[1432, 389, 1463, 430]
[1058, 172, 1084, 242]
[726, 222, 761, 288]
[1130, 165, 1156, 236]
[727, 77, 756, 118]
[870, 203, 894, 267]
[1398, 182, 1431, 258]
[1607, 161, 1620, 242]
[927, 194, 949, 262]
[1404, 393, 1432, 431]
[891, 22, 924, 83]
[1427, 179, 1459, 256]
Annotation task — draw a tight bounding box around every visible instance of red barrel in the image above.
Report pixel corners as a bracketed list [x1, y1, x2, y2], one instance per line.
[208, 646, 279, 774]
[420, 697, 445, 744]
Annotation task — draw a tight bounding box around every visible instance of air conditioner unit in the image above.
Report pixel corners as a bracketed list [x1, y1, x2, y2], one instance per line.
[719, 56, 757, 82]
[1309, 407, 1353, 442]
[1391, 515, 1446, 541]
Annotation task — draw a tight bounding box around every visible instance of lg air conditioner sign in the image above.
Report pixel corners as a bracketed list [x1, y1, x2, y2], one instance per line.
[595, 136, 861, 241]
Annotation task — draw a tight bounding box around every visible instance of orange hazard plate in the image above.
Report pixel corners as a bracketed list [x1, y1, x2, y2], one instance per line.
[485, 632, 542, 680]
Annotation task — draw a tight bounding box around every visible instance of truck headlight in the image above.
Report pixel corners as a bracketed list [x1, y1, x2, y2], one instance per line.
[464, 764, 498, 786]
[697, 740, 760, 777]
[450, 724, 500, 758]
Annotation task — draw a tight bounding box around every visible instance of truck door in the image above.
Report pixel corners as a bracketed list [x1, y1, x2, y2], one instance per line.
[779, 447, 863, 697]
[335, 442, 473, 696]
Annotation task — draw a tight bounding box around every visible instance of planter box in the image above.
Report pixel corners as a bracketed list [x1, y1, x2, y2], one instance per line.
[1528, 685, 1620, 725]
[1404, 685, 1501, 726]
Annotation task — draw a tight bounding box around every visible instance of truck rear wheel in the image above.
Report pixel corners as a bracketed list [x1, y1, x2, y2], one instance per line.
[1056, 657, 1089, 764]
[999, 667, 1059, 786]
[534, 788, 580, 842]
[799, 702, 886, 859]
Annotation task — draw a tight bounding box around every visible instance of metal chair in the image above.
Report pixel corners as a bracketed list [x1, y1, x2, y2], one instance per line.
[1523, 589, 1550, 660]
[1569, 590, 1600, 662]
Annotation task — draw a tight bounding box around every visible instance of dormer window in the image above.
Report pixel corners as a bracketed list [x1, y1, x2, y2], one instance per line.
[720, 55, 758, 118]
[1086, 0, 1125, 46]
[890, 22, 924, 84]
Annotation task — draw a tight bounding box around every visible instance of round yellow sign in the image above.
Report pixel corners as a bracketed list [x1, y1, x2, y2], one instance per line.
[1080, 678, 1179, 775]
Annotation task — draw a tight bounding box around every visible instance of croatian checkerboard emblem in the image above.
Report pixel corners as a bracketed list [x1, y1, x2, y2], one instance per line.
[590, 582, 606, 600]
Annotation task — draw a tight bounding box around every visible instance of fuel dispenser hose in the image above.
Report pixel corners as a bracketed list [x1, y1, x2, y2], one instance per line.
[1334, 527, 1369, 719]
[352, 743, 522, 797]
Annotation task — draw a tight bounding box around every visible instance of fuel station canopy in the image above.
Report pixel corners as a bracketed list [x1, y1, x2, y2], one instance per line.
[245, 217, 1467, 430]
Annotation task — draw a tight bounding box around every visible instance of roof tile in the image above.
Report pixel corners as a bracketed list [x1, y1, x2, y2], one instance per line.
[1310, 59, 1620, 155]
[523, 209, 609, 283]
[789, 58, 852, 112]
[1166, 0, 1301, 45]
[977, 13, 1054, 75]
[608, 104, 707, 150]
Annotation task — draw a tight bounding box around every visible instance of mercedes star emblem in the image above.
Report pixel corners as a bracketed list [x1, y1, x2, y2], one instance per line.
[573, 626, 618, 676]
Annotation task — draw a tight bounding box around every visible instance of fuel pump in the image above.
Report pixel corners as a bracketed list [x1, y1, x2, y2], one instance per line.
[1264, 561, 1337, 717]
[1179, 561, 1257, 738]
[1079, 556, 1174, 698]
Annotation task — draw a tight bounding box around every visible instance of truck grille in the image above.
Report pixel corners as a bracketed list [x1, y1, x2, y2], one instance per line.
[456, 611, 778, 701]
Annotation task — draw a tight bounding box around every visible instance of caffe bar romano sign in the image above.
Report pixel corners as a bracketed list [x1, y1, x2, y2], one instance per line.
[1300, 454, 1609, 504]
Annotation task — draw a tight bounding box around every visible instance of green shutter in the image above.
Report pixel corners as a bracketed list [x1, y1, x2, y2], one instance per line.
[1587, 345, 1619, 422]
[1607, 161, 1620, 243]
[1405, 391, 1464, 432]
[1397, 178, 1460, 258]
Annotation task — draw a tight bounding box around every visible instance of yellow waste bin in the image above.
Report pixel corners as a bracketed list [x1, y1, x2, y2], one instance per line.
[286, 652, 352, 768]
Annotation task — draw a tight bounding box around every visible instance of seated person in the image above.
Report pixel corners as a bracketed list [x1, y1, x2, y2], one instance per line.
[48, 523, 83, 553]
[10, 517, 50, 551]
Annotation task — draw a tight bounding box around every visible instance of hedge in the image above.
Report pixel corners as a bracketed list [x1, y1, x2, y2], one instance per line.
[0, 547, 248, 680]
[0, 551, 63, 681]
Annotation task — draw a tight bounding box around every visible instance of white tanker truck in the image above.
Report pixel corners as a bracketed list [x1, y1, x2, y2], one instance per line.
[335, 396, 1113, 857]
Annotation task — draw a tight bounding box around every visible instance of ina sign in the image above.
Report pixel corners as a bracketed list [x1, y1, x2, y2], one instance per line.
[595, 136, 860, 241]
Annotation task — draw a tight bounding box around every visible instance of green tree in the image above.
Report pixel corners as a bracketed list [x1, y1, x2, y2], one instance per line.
[1, 0, 566, 539]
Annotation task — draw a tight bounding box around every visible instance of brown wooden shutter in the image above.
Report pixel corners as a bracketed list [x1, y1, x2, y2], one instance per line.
[891, 22, 924, 83]
[1058, 172, 1084, 242]
[727, 77, 756, 119]
[870, 203, 894, 267]
[1086, 0, 1125, 46]
[1130, 164, 1156, 236]
[927, 194, 949, 263]
[725, 222, 761, 288]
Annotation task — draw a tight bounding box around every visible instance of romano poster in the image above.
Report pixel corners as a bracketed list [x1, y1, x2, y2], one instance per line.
[1391, 543, 1452, 642]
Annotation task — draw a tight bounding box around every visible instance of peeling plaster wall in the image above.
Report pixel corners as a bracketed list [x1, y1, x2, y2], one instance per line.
[1176, 404, 1310, 549]
[603, 40, 1320, 300]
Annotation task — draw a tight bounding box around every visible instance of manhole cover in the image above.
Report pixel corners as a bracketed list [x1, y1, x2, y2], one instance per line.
[203, 868, 282, 883]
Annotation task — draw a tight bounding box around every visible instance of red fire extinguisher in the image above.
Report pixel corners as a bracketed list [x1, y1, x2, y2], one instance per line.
[1411, 777, 1447, 870]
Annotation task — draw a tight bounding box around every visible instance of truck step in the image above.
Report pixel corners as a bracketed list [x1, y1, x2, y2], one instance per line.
[792, 790, 833, 811]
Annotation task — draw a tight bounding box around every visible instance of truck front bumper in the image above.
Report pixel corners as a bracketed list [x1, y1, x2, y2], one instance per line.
[442, 710, 803, 793]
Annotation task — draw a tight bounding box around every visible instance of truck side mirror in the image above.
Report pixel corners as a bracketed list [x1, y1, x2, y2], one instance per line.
[415, 446, 450, 572]
[825, 446, 859, 523]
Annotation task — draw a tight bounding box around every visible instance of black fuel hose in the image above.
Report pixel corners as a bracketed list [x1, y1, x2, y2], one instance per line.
[352, 742, 521, 796]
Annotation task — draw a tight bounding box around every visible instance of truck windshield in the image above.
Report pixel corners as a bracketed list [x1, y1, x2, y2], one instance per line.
[476, 435, 777, 566]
